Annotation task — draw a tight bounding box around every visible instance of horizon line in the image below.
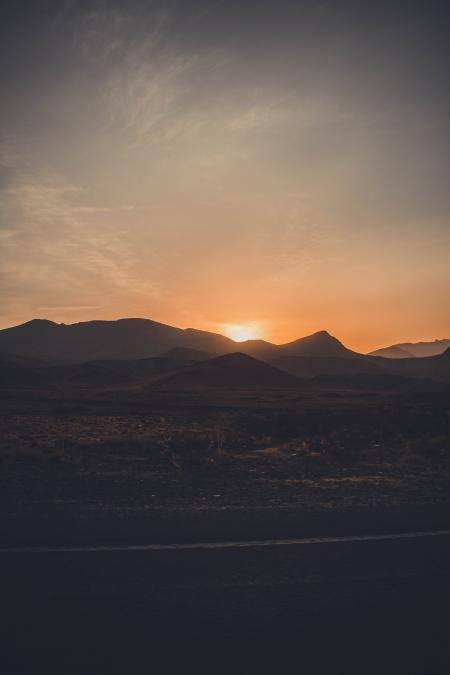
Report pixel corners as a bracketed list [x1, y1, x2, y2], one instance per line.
[1, 315, 449, 355]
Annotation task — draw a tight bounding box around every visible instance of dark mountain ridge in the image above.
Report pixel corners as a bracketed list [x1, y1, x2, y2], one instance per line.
[159, 347, 214, 362]
[154, 352, 300, 390]
[0, 318, 235, 364]
[0, 318, 448, 385]
[279, 330, 362, 359]
[0, 319, 364, 364]
[271, 355, 382, 378]
[370, 338, 450, 359]
[1, 348, 449, 391]
[374, 347, 450, 382]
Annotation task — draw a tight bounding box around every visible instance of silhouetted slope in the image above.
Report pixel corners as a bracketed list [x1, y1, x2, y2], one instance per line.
[278, 331, 362, 358]
[0, 361, 127, 387]
[235, 340, 280, 360]
[0, 355, 192, 388]
[159, 347, 213, 362]
[155, 352, 299, 389]
[305, 373, 447, 392]
[370, 339, 450, 359]
[376, 348, 450, 382]
[271, 356, 382, 378]
[87, 357, 189, 380]
[0, 319, 363, 365]
[0, 352, 48, 367]
[2, 319, 448, 385]
[1, 350, 448, 391]
[0, 318, 235, 363]
[370, 345, 414, 359]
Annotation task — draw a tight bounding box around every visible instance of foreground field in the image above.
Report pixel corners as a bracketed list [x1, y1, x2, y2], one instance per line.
[1, 388, 449, 516]
[2, 386, 450, 674]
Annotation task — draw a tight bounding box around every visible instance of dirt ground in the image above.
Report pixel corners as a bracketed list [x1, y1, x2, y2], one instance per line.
[2, 388, 449, 518]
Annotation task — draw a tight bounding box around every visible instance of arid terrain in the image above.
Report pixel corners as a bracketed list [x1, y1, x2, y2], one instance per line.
[2, 321, 450, 674]
[2, 385, 449, 520]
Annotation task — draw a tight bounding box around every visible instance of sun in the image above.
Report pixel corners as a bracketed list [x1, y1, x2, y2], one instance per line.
[224, 323, 261, 342]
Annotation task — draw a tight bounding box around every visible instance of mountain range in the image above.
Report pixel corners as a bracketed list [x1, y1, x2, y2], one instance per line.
[0, 318, 449, 389]
[370, 339, 450, 359]
[0, 318, 368, 364]
[155, 352, 299, 390]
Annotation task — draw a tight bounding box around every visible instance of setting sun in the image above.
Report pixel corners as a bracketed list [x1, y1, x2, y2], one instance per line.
[223, 324, 262, 342]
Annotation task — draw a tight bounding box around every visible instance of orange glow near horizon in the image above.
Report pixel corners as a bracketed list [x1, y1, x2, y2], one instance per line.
[222, 323, 263, 342]
[1, 3, 449, 355]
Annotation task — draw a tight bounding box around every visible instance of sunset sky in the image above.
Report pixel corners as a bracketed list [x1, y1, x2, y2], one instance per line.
[1, 0, 449, 351]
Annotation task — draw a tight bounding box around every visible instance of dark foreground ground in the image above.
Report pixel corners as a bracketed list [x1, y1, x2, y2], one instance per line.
[1, 520, 450, 674]
[1, 387, 450, 673]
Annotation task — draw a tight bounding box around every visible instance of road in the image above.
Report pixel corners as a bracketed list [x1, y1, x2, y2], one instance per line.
[1, 526, 450, 674]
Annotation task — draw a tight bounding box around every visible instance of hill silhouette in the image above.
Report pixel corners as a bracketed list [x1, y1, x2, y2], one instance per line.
[0, 318, 448, 385]
[375, 348, 450, 382]
[0, 353, 205, 388]
[1, 349, 448, 392]
[305, 372, 447, 392]
[155, 352, 299, 389]
[159, 347, 213, 362]
[0, 320, 364, 364]
[278, 331, 362, 358]
[370, 339, 450, 359]
[0, 318, 235, 363]
[270, 355, 382, 378]
[234, 340, 280, 360]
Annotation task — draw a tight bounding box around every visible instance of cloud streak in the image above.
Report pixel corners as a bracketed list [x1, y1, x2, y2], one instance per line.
[0, 1, 448, 347]
[0, 135, 166, 325]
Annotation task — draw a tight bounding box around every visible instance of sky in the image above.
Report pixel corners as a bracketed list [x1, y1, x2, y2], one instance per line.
[0, 0, 449, 351]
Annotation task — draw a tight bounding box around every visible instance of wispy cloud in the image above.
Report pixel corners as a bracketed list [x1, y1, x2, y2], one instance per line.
[0, 135, 165, 325]
[64, 4, 294, 148]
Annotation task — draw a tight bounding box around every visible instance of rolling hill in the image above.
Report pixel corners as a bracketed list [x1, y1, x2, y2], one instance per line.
[0, 355, 192, 388]
[159, 347, 214, 362]
[0, 321, 364, 364]
[277, 330, 363, 358]
[154, 352, 299, 389]
[370, 339, 450, 359]
[0, 318, 448, 386]
[270, 355, 382, 378]
[0, 318, 235, 363]
[375, 348, 450, 382]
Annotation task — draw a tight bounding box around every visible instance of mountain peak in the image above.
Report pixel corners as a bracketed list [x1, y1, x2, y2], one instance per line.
[0, 317, 359, 363]
[26, 319, 58, 326]
[313, 330, 332, 337]
[156, 351, 298, 389]
[309, 330, 336, 340]
[280, 330, 360, 358]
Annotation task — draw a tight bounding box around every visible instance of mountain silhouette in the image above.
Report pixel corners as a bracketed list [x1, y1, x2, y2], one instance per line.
[1, 318, 448, 384]
[278, 330, 362, 358]
[0, 318, 235, 363]
[155, 352, 299, 389]
[159, 347, 214, 362]
[233, 340, 280, 360]
[374, 347, 450, 382]
[0, 354, 194, 388]
[1, 347, 448, 391]
[305, 372, 447, 392]
[270, 355, 382, 378]
[370, 338, 450, 359]
[0, 320, 362, 364]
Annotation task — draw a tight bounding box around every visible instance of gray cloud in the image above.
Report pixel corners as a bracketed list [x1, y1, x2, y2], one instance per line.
[0, 1, 448, 346]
